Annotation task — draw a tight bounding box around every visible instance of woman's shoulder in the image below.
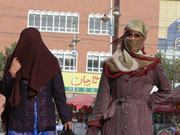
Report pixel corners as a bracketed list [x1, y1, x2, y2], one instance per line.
[153, 63, 164, 72]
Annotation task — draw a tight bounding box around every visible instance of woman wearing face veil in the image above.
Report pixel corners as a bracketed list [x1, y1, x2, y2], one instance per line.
[86, 19, 171, 135]
[0, 28, 72, 135]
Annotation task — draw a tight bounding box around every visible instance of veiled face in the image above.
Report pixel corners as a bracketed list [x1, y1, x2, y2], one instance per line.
[124, 30, 145, 53]
[123, 20, 147, 53]
[124, 30, 144, 39]
[12, 28, 45, 67]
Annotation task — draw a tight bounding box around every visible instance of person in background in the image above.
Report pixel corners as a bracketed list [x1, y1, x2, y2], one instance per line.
[56, 119, 63, 135]
[175, 125, 180, 135]
[86, 19, 171, 135]
[0, 28, 72, 135]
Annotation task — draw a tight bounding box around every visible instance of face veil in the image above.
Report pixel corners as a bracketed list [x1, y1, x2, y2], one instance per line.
[124, 37, 145, 53]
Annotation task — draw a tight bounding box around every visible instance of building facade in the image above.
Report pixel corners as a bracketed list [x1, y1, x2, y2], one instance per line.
[158, 0, 180, 59]
[0, 0, 160, 118]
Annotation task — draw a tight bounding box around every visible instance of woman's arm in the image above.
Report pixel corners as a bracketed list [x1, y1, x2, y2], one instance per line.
[0, 72, 15, 97]
[0, 57, 21, 97]
[51, 72, 72, 129]
[86, 72, 111, 135]
[89, 72, 111, 122]
[147, 64, 172, 106]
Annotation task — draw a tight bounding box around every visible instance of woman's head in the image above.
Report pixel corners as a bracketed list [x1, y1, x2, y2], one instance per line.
[13, 28, 43, 58]
[4, 27, 61, 108]
[12, 28, 46, 71]
[123, 19, 148, 53]
[19, 27, 42, 42]
[7, 27, 53, 81]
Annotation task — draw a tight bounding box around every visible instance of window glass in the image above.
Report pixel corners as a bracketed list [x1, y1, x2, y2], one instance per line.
[70, 57, 74, 70]
[65, 54, 71, 70]
[54, 16, 60, 31]
[102, 21, 107, 34]
[102, 21, 107, 30]
[89, 18, 94, 33]
[73, 16, 79, 32]
[59, 54, 64, 68]
[93, 56, 99, 71]
[29, 14, 34, 26]
[67, 16, 72, 32]
[88, 56, 93, 67]
[35, 14, 40, 30]
[89, 18, 94, 29]
[95, 18, 100, 34]
[41, 15, 47, 31]
[60, 16, 65, 32]
[47, 15, 53, 31]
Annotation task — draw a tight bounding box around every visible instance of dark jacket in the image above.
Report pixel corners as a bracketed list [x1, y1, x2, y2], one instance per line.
[0, 72, 72, 132]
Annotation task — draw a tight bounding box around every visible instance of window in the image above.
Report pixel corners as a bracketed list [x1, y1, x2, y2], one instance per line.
[28, 10, 41, 30]
[51, 50, 78, 71]
[88, 13, 113, 35]
[86, 51, 111, 73]
[28, 10, 79, 33]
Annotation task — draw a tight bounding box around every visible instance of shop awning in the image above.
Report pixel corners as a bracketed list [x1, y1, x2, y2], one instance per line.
[67, 94, 96, 109]
[153, 103, 176, 112]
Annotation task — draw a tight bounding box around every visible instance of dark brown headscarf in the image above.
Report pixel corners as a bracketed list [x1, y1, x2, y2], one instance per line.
[4, 27, 61, 107]
[1, 28, 61, 132]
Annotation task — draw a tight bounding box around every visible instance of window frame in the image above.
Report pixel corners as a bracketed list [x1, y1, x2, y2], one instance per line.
[88, 13, 113, 36]
[27, 10, 80, 34]
[86, 51, 111, 73]
[51, 49, 78, 72]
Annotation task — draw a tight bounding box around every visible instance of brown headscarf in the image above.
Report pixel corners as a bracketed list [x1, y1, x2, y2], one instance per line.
[4, 27, 61, 107]
[104, 19, 161, 78]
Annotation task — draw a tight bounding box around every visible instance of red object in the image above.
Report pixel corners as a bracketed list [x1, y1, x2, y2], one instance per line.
[153, 88, 180, 112]
[175, 131, 180, 135]
[103, 57, 160, 79]
[67, 94, 96, 110]
[82, 105, 88, 114]
[87, 120, 101, 127]
[153, 103, 176, 112]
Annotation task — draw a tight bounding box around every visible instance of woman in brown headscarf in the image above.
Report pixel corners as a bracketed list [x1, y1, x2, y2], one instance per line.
[0, 28, 72, 135]
[86, 19, 171, 135]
